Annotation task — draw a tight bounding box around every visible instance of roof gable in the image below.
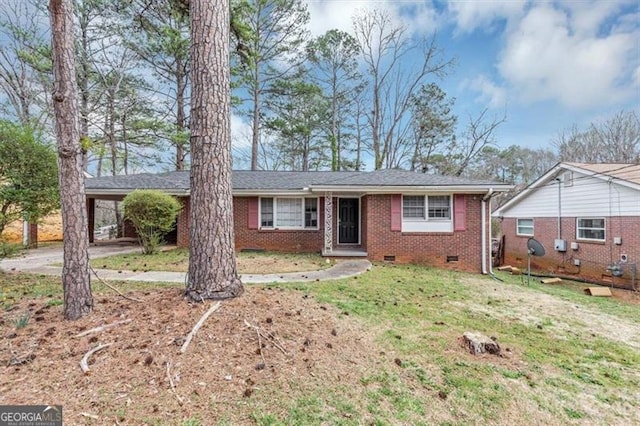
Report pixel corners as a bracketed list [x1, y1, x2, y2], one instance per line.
[494, 162, 640, 216]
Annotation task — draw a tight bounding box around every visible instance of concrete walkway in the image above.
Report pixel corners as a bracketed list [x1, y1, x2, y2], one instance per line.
[0, 243, 372, 284]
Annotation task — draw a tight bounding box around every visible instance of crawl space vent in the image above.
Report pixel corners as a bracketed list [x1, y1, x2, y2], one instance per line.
[446, 255, 459, 263]
[383, 255, 396, 262]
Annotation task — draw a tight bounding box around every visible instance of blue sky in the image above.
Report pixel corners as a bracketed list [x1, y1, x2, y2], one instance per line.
[299, 0, 639, 151]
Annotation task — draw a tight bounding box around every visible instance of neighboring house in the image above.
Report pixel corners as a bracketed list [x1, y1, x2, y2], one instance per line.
[85, 169, 511, 273]
[493, 162, 640, 288]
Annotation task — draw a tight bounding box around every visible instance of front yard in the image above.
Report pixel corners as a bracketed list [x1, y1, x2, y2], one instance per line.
[90, 248, 331, 274]
[1, 264, 638, 425]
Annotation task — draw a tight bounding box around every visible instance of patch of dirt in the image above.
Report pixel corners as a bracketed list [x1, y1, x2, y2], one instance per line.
[457, 276, 640, 350]
[0, 287, 388, 424]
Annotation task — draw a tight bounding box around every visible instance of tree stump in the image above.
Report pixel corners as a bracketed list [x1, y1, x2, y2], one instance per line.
[462, 332, 501, 355]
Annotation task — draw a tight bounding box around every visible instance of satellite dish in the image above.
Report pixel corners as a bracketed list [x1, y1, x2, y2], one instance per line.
[526, 238, 546, 285]
[527, 238, 546, 257]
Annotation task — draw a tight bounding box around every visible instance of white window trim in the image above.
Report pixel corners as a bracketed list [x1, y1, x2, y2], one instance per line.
[516, 218, 534, 237]
[402, 194, 452, 222]
[401, 194, 453, 233]
[259, 197, 319, 230]
[576, 217, 605, 242]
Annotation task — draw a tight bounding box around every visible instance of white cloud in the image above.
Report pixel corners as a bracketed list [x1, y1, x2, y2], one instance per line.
[448, 0, 527, 34]
[462, 74, 507, 108]
[230, 113, 252, 149]
[559, 0, 631, 35]
[497, 3, 639, 109]
[305, 0, 440, 37]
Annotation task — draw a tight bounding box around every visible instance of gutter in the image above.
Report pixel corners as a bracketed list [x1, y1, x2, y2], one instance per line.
[309, 184, 513, 194]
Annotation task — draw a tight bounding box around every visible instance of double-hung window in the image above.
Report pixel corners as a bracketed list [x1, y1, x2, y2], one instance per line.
[402, 196, 425, 219]
[516, 218, 534, 236]
[428, 196, 451, 219]
[260, 197, 318, 229]
[401, 195, 452, 232]
[402, 195, 451, 220]
[577, 218, 605, 241]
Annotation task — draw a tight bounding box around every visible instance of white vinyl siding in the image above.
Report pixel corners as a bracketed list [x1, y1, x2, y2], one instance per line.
[402, 194, 453, 233]
[496, 170, 640, 218]
[516, 218, 534, 236]
[260, 197, 318, 230]
[577, 218, 605, 241]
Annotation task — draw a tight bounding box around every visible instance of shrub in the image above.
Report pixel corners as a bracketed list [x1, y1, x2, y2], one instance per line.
[0, 238, 22, 259]
[122, 190, 182, 254]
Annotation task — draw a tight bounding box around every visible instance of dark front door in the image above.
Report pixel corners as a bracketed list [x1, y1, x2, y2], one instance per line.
[339, 198, 359, 244]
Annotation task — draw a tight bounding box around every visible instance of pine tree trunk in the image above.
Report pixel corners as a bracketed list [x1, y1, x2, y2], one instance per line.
[186, 0, 243, 301]
[49, 0, 93, 320]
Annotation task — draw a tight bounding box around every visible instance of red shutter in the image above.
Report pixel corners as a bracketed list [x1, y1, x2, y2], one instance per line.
[248, 197, 259, 229]
[454, 194, 466, 231]
[390, 194, 402, 231]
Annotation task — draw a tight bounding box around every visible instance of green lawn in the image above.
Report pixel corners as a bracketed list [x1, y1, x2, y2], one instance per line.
[1, 264, 638, 425]
[265, 265, 640, 425]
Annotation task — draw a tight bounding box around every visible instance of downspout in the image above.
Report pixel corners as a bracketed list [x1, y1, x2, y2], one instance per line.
[481, 188, 494, 275]
[556, 177, 562, 239]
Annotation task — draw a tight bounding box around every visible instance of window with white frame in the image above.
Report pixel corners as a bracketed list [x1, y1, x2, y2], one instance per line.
[428, 196, 451, 219]
[260, 198, 273, 227]
[260, 197, 318, 229]
[516, 218, 534, 236]
[402, 195, 451, 220]
[402, 196, 425, 219]
[304, 198, 318, 227]
[401, 194, 452, 232]
[577, 218, 605, 241]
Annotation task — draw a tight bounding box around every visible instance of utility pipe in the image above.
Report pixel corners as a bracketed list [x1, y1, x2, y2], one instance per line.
[481, 188, 494, 275]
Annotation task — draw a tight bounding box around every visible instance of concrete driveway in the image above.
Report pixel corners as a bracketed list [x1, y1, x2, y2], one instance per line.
[0, 241, 142, 275]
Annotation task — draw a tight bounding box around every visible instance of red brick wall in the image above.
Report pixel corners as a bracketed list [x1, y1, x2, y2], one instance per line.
[174, 194, 490, 272]
[177, 196, 324, 253]
[501, 216, 640, 287]
[365, 194, 486, 272]
[176, 197, 190, 247]
[234, 196, 324, 253]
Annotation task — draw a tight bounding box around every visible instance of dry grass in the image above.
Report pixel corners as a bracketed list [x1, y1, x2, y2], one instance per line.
[90, 248, 332, 275]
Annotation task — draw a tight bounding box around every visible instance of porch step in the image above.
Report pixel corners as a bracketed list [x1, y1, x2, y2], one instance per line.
[322, 249, 368, 257]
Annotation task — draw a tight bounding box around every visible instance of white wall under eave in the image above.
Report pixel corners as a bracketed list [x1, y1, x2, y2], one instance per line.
[500, 171, 640, 218]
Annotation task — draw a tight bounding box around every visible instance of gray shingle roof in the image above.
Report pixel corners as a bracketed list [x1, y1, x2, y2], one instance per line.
[314, 168, 502, 187]
[85, 169, 507, 193]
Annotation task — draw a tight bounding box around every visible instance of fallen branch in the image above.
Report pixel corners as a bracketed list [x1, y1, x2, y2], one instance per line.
[166, 361, 184, 405]
[80, 343, 112, 374]
[180, 301, 222, 354]
[244, 320, 288, 355]
[89, 265, 142, 303]
[80, 413, 99, 420]
[75, 319, 132, 338]
[250, 320, 266, 365]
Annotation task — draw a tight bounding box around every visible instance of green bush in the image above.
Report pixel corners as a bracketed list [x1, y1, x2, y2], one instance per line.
[122, 190, 181, 254]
